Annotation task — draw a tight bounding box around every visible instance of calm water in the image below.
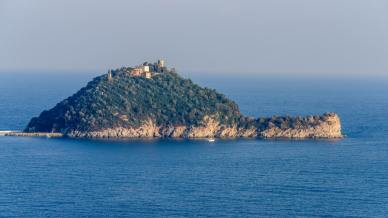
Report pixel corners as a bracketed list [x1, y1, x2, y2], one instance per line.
[0, 73, 388, 217]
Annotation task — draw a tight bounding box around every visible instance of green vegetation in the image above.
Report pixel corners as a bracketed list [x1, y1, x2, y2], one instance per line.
[25, 70, 242, 133]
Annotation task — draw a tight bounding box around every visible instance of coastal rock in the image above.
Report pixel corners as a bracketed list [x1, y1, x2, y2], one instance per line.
[65, 113, 342, 139]
[67, 119, 161, 138]
[260, 113, 342, 139]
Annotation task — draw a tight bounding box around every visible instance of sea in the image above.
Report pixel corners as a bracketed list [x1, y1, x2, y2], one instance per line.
[0, 72, 387, 217]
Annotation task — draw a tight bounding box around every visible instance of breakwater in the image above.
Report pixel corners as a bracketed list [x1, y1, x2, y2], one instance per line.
[4, 132, 63, 137]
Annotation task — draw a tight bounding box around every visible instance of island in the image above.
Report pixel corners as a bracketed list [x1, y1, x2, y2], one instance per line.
[18, 60, 342, 139]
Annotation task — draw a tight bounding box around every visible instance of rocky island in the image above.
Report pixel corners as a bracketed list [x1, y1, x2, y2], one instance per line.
[23, 60, 342, 139]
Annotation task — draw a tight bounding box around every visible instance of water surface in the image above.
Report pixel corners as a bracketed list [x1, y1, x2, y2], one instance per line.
[0, 73, 387, 217]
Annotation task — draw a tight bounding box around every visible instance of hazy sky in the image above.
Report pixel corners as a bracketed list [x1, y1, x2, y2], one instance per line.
[1, 0, 387, 75]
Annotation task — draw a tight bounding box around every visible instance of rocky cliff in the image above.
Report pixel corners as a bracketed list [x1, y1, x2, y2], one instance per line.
[25, 63, 343, 139]
[66, 113, 342, 139]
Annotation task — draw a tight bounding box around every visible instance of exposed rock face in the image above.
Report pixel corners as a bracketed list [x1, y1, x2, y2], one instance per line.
[259, 113, 342, 139]
[66, 113, 342, 139]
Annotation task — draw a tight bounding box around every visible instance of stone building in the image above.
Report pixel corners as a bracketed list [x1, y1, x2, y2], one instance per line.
[142, 65, 150, 72]
[130, 68, 143, 76]
[129, 59, 167, 78]
[158, 59, 165, 68]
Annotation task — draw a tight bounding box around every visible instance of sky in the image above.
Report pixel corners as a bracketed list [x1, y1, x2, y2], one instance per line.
[0, 0, 387, 75]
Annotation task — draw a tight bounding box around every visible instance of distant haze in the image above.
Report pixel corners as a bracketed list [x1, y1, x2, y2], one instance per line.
[1, 0, 387, 75]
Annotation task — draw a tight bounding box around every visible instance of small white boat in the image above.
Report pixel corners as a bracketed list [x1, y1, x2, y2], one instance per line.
[208, 138, 215, 142]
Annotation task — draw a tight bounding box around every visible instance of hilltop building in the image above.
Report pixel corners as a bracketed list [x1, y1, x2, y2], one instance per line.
[130, 59, 169, 79]
[145, 71, 152, 79]
[158, 59, 165, 68]
[143, 65, 150, 72]
[130, 68, 143, 76]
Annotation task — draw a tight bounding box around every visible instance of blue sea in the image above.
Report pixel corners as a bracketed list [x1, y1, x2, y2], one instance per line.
[0, 72, 388, 217]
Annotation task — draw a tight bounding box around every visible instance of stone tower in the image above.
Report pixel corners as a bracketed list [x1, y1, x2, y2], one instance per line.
[108, 69, 112, 81]
[158, 59, 165, 68]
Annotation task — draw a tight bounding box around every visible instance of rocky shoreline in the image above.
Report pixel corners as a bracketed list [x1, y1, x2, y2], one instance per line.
[64, 113, 342, 139]
[9, 113, 342, 139]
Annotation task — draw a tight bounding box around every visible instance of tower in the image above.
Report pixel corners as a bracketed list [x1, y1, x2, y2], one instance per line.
[158, 59, 165, 68]
[108, 69, 112, 81]
[142, 65, 150, 72]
